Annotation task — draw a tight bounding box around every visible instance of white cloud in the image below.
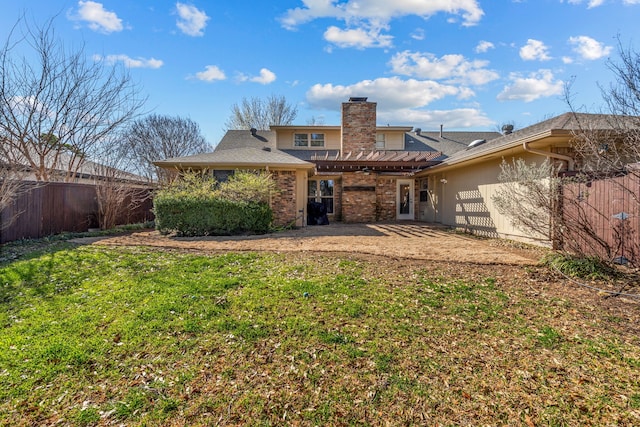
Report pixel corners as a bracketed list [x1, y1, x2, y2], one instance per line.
[306, 77, 492, 128]
[566, 0, 605, 7]
[389, 51, 499, 85]
[238, 68, 277, 85]
[378, 108, 494, 128]
[411, 29, 425, 41]
[520, 39, 551, 61]
[475, 40, 495, 53]
[93, 54, 163, 69]
[280, 1, 483, 49]
[306, 77, 472, 111]
[568, 35, 612, 60]
[176, 3, 209, 36]
[497, 69, 564, 102]
[194, 65, 226, 82]
[324, 25, 393, 49]
[281, 0, 484, 29]
[567, 0, 640, 5]
[70, 1, 123, 33]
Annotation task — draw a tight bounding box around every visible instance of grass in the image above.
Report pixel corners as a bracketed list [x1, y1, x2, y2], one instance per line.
[542, 252, 618, 280]
[0, 244, 639, 426]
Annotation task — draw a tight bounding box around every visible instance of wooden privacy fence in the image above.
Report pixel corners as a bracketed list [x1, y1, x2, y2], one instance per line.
[561, 172, 640, 266]
[0, 182, 154, 244]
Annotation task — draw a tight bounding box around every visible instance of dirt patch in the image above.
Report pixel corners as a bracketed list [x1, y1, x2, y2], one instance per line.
[75, 223, 542, 265]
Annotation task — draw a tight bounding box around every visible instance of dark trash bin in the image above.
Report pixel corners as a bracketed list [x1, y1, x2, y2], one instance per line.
[307, 201, 329, 225]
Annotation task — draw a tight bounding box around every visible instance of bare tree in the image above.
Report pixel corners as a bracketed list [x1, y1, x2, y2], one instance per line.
[0, 163, 29, 231]
[124, 114, 211, 183]
[491, 158, 561, 243]
[554, 38, 640, 264]
[90, 143, 152, 230]
[224, 95, 298, 130]
[0, 16, 145, 182]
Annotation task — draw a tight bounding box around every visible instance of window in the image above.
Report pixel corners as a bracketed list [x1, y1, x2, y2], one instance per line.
[294, 132, 325, 147]
[419, 179, 429, 202]
[294, 133, 308, 147]
[375, 133, 385, 150]
[310, 133, 325, 147]
[308, 179, 334, 214]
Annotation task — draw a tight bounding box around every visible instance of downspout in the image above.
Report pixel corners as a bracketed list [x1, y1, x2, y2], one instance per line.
[522, 141, 572, 250]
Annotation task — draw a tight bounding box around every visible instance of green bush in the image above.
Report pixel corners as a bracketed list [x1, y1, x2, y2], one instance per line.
[153, 170, 275, 236]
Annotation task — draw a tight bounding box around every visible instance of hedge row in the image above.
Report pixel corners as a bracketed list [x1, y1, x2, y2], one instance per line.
[154, 196, 273, 236]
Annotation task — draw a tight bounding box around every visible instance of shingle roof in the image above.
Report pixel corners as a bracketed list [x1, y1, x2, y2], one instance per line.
[436, 112, 640, 167]
[405, 131, 502, 157]
[215, 130, 277, 150]
[154, 129, 313, 169]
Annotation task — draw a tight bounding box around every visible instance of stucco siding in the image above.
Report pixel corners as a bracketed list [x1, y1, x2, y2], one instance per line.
[275, 129, 342, 150]
[426, 153, 552, 244]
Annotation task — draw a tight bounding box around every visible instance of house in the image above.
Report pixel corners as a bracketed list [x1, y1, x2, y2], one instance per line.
[154, 97, 638, 246]
[154, 97, 500, 228]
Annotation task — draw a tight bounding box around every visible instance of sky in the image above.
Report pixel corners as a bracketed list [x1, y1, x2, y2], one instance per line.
[1, 0, 639, 146]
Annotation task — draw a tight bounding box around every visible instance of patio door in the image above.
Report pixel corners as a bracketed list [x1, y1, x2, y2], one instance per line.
[396, 179, 415, 220]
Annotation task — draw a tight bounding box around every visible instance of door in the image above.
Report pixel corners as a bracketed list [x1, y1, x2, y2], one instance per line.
[396, 179, 415, 220]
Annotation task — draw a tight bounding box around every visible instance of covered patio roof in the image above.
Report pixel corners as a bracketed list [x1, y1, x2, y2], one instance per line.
[310, 150, 443, 172]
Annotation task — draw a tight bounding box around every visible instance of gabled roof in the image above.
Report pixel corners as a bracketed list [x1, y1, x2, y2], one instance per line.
[215, 130, 277, 151]
[154, 129, 314, 170]
[432, 112, 639, 168]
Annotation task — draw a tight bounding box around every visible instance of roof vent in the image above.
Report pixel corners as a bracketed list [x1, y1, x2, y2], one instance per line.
[502, 124, 514, 135]
[262, 146, 271, 152]
[468, 139, 486, 149]
[250, 127, 257, 136]
[348, 97, 368, 102]
[414, 127, 421, 135]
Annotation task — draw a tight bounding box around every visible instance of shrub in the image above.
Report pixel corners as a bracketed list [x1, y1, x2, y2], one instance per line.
[153, 170, 274, 236]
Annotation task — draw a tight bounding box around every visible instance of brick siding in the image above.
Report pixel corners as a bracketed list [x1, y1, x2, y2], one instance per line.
[341, 100, 377, 153]
[270, 170, 297, 227]
[376, 177, 397, 221]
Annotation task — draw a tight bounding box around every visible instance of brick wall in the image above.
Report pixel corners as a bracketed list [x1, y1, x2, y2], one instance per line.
[341, 100, 377, 153]
[376, 177, 396, 221]
[270, 170, 297, 227]
[341, 173, 377, 222]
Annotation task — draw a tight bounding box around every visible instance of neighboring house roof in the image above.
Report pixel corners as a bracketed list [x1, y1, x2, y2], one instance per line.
[3, 147, 149, 184]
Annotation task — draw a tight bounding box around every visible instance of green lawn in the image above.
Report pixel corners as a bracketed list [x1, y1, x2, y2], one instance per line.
[0, 243, 639, 426]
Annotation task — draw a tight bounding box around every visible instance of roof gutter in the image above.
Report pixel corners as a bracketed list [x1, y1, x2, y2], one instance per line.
[522, 140, 574, 171]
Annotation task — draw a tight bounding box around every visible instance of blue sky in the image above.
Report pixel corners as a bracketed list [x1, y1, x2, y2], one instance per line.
[1, 0, 639, 145]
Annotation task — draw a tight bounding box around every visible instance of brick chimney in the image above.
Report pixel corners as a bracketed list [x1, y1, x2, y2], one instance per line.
[341, 97, 376, 153]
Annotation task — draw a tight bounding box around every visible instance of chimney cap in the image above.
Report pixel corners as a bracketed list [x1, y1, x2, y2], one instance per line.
[348, 97, 368, 102]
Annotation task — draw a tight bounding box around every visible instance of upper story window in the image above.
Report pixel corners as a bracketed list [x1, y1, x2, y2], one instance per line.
[375, 133, 385, 150]
[294, 133, 325, 147]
